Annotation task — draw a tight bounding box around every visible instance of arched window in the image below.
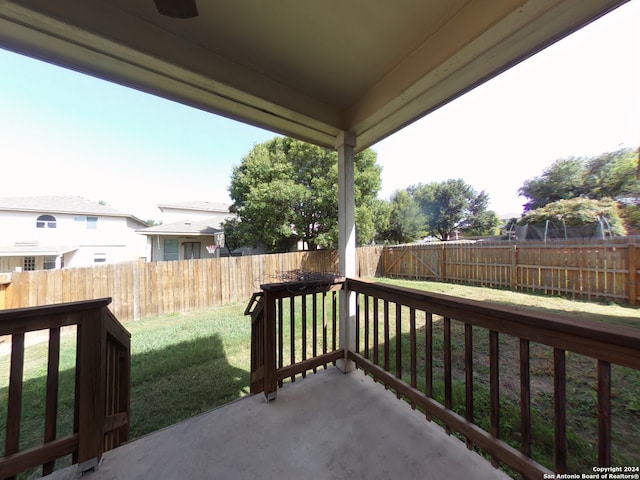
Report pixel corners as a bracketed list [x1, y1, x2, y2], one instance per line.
[36, 214, 57, 228]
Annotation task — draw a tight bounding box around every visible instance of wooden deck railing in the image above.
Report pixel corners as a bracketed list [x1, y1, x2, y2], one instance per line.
[251, 278, 640, 479]
[346, 278, 640, 479]
[248, 279, 344, 400]
[0, 299, 131, 480]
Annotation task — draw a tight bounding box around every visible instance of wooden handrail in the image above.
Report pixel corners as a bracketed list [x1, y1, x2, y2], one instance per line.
[0, 299, 131, 479]
[0, 298, 112, 335]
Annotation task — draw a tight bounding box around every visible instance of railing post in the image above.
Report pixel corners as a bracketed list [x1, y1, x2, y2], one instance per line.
[336, 131, 357, 373]
[263, 289, 277, 401]
[76, 306, 107, 474]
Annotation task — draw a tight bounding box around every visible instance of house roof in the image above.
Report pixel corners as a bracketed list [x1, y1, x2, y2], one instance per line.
[0, 196, 148, 226]
[157, 201, 232, 214]
[137, 218, 223, 237]
[0, 1, 627, 152]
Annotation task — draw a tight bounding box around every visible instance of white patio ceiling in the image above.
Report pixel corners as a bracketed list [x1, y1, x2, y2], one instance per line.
[0, 0, 628, 151]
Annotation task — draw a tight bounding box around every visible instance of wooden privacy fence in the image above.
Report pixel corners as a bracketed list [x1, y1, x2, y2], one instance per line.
[383, 238, 639, 305]
[1, 247, 383, 322]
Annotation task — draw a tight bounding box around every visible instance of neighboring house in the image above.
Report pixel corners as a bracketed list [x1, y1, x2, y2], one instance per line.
[138, 218, 226, 261]
[0, 196, 149, 273]
[138, 201, 232, 261]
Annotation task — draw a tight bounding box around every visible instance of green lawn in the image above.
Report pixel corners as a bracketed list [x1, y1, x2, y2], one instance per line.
[1, 279, 638, 478]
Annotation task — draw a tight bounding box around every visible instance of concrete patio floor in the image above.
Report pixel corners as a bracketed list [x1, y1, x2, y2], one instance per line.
[46, 367, 510, 480]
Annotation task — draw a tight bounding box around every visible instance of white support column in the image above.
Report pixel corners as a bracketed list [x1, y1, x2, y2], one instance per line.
[335, 131, 357, 373]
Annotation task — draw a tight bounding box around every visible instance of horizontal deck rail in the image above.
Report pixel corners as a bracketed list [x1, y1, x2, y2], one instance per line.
[0, 299, 131, 480]
[252, 277, 640, 479]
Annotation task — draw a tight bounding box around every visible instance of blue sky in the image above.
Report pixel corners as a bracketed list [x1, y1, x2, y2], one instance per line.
[1, 1, 638, 221]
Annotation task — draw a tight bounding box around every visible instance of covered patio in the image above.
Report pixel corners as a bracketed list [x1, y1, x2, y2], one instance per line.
[0, 0, 636, 479]
[45, 367, 509, 480]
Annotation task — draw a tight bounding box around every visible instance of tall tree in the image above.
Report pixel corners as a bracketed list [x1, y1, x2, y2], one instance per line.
[411, 179, 499, 241]
[519, 148, 639, 211]
[225, 137, 382, 252]
[379, 190, 424, 244]
[518, 157, 585, 211]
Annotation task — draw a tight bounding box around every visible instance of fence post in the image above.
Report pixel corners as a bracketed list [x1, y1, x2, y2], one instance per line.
[510, 245, 518, 290]
[440, 243, 446, 281]
[76, 306, 106, 473]
[629, 244, 637, 306]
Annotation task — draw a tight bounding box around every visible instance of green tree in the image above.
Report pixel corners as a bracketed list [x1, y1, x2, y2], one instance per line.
[225, 137, 382, 252]
[379, 190, 425, 244]
[411, 179, 499, 241]
[518, 157, 585, 211]
[584, 148, 639, 199]
[519, 148, 639, 211]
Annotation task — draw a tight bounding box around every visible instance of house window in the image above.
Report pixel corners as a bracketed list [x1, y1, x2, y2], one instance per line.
[23, 256, 36, 271]
[163, 239, 179, 261]
[184, 242, 201, 260]
[94, 253, 107, 263]
[75, 216, 99, 229]
[36, 214, 56, 228]
[43, 256, 57, 270]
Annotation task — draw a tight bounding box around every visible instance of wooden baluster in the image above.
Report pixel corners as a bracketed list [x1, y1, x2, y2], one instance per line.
[43, 328, 61, 475]
[597, 360, 612, 466]
[355, 292, 360, 354]
[364, 295, 370, 360]
[395, 303, 402, 380]
[373, 297, 379, 365]
[383, 300, 390, 373]
[290, 296, 295, 382]
[332, 292, 337, 356]
[5, 332, 25, 480]
[322, 291, 328, 362]
[425, 312, 433, 399]
[520, 339, 531, 458]
[464, 323, 474, 449]
[444, 317, 452, 434]
[490, 330, 500, 468]
[312, 293, 317, 373]
[554, 348, 567, 473]
[322, 292, 327, 356]
[409, 307, 417, 389]
[277, 298, 283, 387]
[301, 294, 307, 378]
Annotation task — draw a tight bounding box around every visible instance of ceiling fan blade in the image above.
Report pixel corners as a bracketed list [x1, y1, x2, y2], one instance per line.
[154, 0, 198, 18]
